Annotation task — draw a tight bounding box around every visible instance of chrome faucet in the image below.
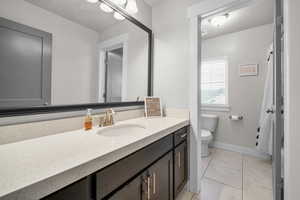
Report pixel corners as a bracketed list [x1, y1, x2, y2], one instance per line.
[99, 108, 116, 127]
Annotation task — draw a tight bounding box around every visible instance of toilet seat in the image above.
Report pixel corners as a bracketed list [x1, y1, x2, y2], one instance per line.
[201, 129, 212, 141]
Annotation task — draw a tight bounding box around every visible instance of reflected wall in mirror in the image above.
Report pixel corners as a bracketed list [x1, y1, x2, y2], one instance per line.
[0, 0, 150, 109]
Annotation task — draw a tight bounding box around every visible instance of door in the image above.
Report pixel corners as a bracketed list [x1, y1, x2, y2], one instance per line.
[104, 48, 123, 103]
[273, 0, 284, 199]
[174, 142, 188, 198]
[147, 152, 173, 200]
[0, 17, 51, 108]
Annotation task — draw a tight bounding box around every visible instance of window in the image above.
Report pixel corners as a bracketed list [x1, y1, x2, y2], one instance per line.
[201, 58, 228, 106]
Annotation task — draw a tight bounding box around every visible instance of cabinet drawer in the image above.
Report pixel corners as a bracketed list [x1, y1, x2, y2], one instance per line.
[96, 134, 173, 199]
[174, 126, 188, 146]
[41, 178, 90, 200]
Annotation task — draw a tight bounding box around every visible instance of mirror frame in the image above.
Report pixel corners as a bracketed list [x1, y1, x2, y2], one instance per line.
[0, 0, 153, 117]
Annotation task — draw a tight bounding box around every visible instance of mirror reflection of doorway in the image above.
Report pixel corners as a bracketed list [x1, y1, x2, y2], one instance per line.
[104, 47, 123, 103]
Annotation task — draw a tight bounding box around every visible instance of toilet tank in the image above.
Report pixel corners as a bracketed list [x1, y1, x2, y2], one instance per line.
[201, 114, 219, 133]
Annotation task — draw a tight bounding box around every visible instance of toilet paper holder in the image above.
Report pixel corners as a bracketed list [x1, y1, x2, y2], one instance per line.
[229, 115, 243, 120]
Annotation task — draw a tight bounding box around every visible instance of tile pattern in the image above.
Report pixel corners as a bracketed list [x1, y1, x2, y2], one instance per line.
[176, 148, 273, 200]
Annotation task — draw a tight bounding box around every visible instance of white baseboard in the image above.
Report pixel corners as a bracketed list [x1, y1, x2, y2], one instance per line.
[211, 141, 271, 160]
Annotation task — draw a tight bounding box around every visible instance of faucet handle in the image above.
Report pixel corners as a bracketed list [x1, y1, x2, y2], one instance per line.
[99, 116, 106, 127]
[110, 109, 116, 124]
[108, 108, 115, 114]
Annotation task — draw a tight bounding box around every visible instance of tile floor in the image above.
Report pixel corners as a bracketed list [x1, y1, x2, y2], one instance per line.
[177, 148, 273, 200]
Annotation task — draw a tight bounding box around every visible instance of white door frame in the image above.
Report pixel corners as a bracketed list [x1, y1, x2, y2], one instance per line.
[187, 0, 254, 194]
[98, 34, 129, 102]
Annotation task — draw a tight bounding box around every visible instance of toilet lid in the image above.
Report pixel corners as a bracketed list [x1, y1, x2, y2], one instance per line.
[201, 130, 212, 140]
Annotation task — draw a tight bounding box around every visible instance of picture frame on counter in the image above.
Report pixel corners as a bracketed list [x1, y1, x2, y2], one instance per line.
[144, 97, 163, 117]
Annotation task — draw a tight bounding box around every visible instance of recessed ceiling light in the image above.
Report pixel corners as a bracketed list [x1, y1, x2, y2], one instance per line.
[86, 0, 98, 3]
[209, 13, 230, 27]
[113, 12, 125, 20]
[100, 3, 113, 13]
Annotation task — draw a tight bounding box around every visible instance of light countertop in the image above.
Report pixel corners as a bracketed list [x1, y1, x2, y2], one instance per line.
[0, 117, 189, 200]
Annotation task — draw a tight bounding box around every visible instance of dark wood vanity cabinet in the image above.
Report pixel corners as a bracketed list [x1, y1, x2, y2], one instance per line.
[96, 135, 173, 199]
[41, 126, 189, 200]
[174, 141, 188, 198]
[108, 152, 173, 200]
[147, 152, 173, 200]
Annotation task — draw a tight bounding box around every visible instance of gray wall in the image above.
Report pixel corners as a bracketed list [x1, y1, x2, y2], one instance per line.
[202, 24, 273, 148]
[0, 0, 100, 106]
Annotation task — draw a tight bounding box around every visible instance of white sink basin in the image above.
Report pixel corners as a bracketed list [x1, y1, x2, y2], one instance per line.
[97, 123, 147, 137]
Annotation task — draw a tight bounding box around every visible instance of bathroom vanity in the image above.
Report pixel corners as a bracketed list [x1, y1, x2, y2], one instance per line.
[0, 117, 189, 200]
[43, 126, 188, 200]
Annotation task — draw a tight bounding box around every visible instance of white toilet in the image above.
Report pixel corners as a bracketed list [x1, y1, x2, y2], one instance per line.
[201, 114, 219, 157]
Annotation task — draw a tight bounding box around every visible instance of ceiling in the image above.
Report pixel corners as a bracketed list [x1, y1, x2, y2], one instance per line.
[201, 0, 274, 39]
[25, 0, 122, 33]
[143, 0, 161, 6]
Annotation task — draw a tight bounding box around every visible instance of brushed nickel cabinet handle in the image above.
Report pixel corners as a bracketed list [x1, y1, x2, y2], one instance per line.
[147, 176, 151, 200]
[153, 172, 156, 194]
[178, 152, 181, 168]
[180, 133, 187, 138]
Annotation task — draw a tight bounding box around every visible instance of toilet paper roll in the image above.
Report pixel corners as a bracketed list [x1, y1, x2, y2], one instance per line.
[229, 115, 243, 120]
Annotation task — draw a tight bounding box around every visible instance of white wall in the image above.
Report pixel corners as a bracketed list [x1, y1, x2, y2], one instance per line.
[202, 24, 273, 148]
[152, 0, 196, 108]
[98, 0, 152, 101]
[284, 0, 300, 199]
[0, 0, 100, 105]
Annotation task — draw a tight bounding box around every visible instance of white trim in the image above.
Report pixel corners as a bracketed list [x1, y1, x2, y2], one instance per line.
[98, 34, 129, 102]
[188, 16, 202, 194]
[98, 34, 129, 50]
[211, 141, 271, 160]
[201, 104, 230, 112]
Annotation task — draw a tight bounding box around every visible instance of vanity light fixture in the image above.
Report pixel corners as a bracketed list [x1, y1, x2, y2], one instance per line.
[125, 0, 138, 14]
[100, 3, 113, 13]
[110, 0, 127, 5]
[86, 0, 98, 3]
[209, 13, 230, 27]
[86, 0, 138, 20]
[86, 0, 138, 14]
[113, 12, 125, 20]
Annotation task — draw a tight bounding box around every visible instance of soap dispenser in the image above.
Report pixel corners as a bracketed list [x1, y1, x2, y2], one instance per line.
[84, 109, 93, 131]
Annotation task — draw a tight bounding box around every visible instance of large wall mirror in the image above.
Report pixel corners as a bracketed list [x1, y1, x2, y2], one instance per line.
[0, 0, 152, 116]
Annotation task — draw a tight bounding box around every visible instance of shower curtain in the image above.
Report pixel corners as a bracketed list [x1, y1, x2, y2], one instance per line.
[256, 45, 273, 155]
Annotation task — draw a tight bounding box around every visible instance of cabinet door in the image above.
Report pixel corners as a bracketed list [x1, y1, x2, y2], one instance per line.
[108, 174, 144, 200]
[148, 152, 173, 200]
[174, 142, 187, 197]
